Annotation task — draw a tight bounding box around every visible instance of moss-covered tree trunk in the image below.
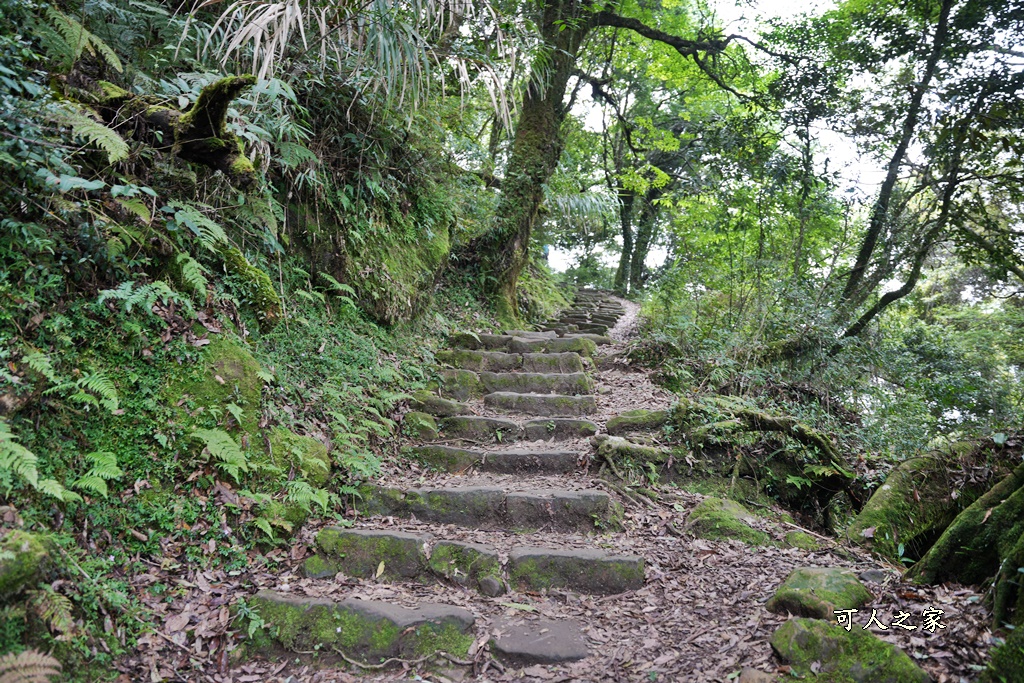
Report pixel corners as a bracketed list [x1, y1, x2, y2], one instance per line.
[909, 461, 1024, 627]
[472, 0, 592, 319]
[613, 187, 636, 294]
[628, 191, 659, 292]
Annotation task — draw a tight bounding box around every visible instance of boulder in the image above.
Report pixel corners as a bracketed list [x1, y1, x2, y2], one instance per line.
[766, 568, 873, 619]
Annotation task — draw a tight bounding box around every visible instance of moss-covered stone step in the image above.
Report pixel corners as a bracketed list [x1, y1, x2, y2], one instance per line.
[508, 547, 644, 594]
[411, 445, 580, 474]
[769, 617, 929, 683]
[503, 329, 556, 339]
[508, 337, 597, 357]
[247, 590, 475, 662]
[358, 485, 619, 532]
[306, 528, 428, 580]
[606, 409, 670, 435]
[561, 333, 613, 346]
[427, 540, 505, 596]
[766, 568, 873, 619]
[479, 371, 593, 395]
[436, 350, 585, 374]
[523, 418, 599, 441]
[439, 416, 523, 441]
[410, 390, 473, 417]
[450, 332, 515, 350]
[572, 324, 609, 335]
[484, 392, 597, 417]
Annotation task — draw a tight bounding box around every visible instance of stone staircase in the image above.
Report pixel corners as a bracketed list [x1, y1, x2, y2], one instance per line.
[249, 289, 641, 670]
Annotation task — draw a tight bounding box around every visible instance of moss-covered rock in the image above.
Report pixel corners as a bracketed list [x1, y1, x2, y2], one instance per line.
[592, 434, 669, 465]
[846, 446, 986, 562]
[447, 334, 482, 351]
[219, 246, 282, 330]
[766, 568, 873, 619]
[259, 500, 309, 538]
[784, 531, 821, 551]
[606, 409, 669, 436]
[169, 337, 263, 436]
[770, 617, 930, 683]
[409, 390, 472, 417]
[507, 547, 644, 595]
[265, 427, 330, 487]
[0, 530, 50, 601]
[403, 411, 439, 440]
[246, 590, 475, 661]
[982, 627, 1024, 683]
[438, 369, 484, 401]
[685, 497, 771, 545]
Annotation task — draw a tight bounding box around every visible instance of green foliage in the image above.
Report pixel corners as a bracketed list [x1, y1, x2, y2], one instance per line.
[34, 6, 123, 74]
[48, 105, 128, 163]
[71, 451, 123, 499]
[192, 428, 249, 482]
[0, 649, 61, 683]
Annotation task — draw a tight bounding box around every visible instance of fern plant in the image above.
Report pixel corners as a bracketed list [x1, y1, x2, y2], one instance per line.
[30, 585, 76, 639]
[0, 649, 61, 683]
[48, 104, 128, 163]
[33, 7, 123, 73]
[175, 253, 209, 301]
[192, 428, 249, 482]
[72, 451, 123, 499]
[165, 201, 228, 252]
[97, 280, 194, 317]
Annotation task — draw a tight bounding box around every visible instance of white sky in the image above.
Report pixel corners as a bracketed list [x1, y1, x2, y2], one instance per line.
[549, 0, 889, 274]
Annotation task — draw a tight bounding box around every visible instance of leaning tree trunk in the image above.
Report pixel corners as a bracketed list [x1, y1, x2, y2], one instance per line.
[909, 460, 1024, 627]
[613, 187, 636, 294]
[473, 0, 591, 319]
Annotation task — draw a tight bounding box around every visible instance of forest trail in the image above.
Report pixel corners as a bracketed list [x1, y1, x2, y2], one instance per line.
[240, 293, 992, 683]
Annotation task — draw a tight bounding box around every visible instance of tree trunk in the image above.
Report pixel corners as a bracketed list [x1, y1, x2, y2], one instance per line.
[629, 190, 659, 292]
[473, 0, 591, 319]
[614, 187, 635, 294]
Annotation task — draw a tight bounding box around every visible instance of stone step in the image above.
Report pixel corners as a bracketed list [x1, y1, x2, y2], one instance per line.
[436, 350, 585, 374]
[503, 329, 556, 339]
[358, 485, 621, 532]
[410, 445, 579, 474]
[440, 415, 523, 441]
[247, 590, 476, 661]
[562, 333, 612, 345]
[508, 547, 645, 594]
[482, 371, 592, 395]
[508, 337, 597, 356]
[410, 390, 473, 417]
[572, 324, 609, 335]
[523, 418, 599, 440]
[491, 617, 589, 664]
[484, 392, 597, 416]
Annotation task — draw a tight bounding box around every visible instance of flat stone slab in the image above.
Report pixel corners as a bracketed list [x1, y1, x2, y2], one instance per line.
[359, 486, 615, 531]
[766, 567, 873, 619]
[440, 416, 523, 441]
[491, 617, 588, 665]
[438, 369, 483, 400]
[484, 392, 597, 416]
[409, 445, 579, 474]
[561, 334, 613, 345]
[479, 371, 592, 396]
[508, 547, 644, 594]
[508, 337, 597, 357]
[606, 409, 669, 435]
[524, 418, 599, 441]
[521, 352, 584, 373]
[312, 528, 427, 579]
[437, 350, 523, 372]
[248, 590, 475, 661]
[504, 329, 557, 339]
[506, 490, 618, 532]
[410, 390, 472, 417]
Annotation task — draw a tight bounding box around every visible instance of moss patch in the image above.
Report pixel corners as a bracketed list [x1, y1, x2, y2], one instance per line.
[606, 409, 669, 436]
[784, 531, 821, 551]
[982, 627, 1024, 683]
[410, 390, 472, 417]
[402, 411, 438, 440]
[685, 497, 771, 545]
[219, 246, 282, 330]
[427, 541, 502, 593]
[766, 568, 873, 619]
[168, 337, 263, 436]
[265, 427, 330, 486]
[0, 530, 50, 600]
[770, 617, 929, 683]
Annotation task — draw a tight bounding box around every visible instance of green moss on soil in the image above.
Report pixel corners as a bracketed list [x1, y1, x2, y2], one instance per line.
[982, 627, 1024, 683]
[784, 531, 821, 551]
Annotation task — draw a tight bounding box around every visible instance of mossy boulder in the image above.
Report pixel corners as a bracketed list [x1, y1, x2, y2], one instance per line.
[769, 617, 930, 683]
[592, 434, 669, 464]
[169, 338, 263, 436]
[846, 446, 987, 562]
[403, 412, 438, 440]
[0, 530, 50, 601]
[982, 627, 1024, 683]
[685, 497, 770, 545]
[606, 409, 669, 436]
[766, 568, 873, 619]
[265, 427, 330, 487]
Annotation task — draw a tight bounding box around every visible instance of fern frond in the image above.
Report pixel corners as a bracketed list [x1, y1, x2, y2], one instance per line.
[285, 480, 328, 513]
[115, 198, 151, 224]
[35, 479, 83, 503]
[22, 352, 58, 383]
[175, 253, 209, 300]
[0, 418, 40, 489]
[30, 585, 76, 637]
[71, 451, 123, 498]
[167, 201, 228, 252]
[192, 428, 249, 482]
[51, 105, 128, 163]
[44, 8, 122, 73]
[76, 373, 118, 412]
[97, 280, 193, 317]
[0, 648, 62, 683]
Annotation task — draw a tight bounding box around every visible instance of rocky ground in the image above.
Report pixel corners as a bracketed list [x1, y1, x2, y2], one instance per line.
[114, 295, 998, 683]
